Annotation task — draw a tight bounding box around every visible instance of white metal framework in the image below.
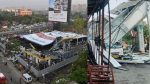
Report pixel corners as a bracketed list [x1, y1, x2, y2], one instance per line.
[88, 1, 150, 67]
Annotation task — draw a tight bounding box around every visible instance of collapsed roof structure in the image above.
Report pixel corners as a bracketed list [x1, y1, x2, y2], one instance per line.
[21, 31, 86, 46]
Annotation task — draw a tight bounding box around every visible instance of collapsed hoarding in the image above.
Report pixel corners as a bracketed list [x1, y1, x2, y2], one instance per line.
[22, 31, 86, 46]
[22, 32, 56, 46]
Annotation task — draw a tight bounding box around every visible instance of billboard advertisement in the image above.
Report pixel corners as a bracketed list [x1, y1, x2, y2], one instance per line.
[48, 0, 69, 22]
[22, 32, 56, 46]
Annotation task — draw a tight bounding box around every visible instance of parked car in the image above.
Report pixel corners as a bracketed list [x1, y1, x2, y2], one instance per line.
[0, 73, 7, 84]
[22, 73, 32, 83]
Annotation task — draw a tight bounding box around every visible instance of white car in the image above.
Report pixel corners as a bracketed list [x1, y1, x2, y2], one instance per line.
[106, 42, 124, 56]
[22, 73, 32, 83]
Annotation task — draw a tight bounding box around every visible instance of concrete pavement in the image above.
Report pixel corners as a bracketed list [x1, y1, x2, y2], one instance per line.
[114, 64, 150, 84]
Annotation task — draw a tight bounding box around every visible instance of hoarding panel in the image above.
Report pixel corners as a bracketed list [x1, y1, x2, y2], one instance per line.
[48, 0, 69, 22]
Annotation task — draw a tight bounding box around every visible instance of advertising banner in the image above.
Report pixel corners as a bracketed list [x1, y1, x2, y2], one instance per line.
[48, 0, 69, 22]
[23, 32, 56, 46]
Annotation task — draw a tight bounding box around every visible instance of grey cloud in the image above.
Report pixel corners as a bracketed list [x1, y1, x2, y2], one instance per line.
[0, 0, 86, 10]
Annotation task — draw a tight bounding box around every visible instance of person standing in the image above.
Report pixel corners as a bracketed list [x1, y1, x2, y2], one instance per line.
[10, 77, 12, 82]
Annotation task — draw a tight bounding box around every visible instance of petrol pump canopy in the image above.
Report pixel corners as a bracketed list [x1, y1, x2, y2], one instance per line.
[21, 31, 86, 46]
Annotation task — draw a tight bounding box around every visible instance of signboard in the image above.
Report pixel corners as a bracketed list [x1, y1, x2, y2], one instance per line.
[48, 0, 69, 22]
[22, 32, 56, 46]
[22, 31, 86, 46]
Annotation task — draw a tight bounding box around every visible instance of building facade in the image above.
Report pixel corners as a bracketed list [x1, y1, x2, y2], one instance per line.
[18, 8, 32, 16]
[0, 8, 32, 16]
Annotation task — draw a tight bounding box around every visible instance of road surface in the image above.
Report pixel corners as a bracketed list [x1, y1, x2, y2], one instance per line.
[114, 64, 150, 84]
[0, 52, 41, 84]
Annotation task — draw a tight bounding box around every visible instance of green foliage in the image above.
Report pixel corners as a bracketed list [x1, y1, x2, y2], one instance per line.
[31, 14, 48, 23]
[0, 11, 15, 26]
[51, 50, 88, 84]
[7, 39, 21, 51]
[123, 23, 149, 44]
[70, 68, 87, 84]
[52, 12, 86, 33]
[72, 51, 87, 70]
[143, 24, 149, 39]
[69, 50, 88, 84]
[51, 74, 70, 84]
[73, 16, 86, 33]
[16, 15, 47, 24]
[0, 11, 15, 21]
[55, 78, 68, 84]
[71, 12, 86, 19]
[56, 80, 67, 84]
[122, 34, 132, 44]
[0, 11, 47, 25]
[19, 16, 32, 24]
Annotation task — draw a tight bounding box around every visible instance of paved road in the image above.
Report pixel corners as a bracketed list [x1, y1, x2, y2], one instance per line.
[0, 52, 41, 84]
[0, 52, 26, 84]
[114, 64, 150, 84]
[0, 25, 49, 37]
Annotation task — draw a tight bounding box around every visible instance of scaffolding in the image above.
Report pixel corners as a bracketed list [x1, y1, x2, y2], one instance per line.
[87, 0, 114, 83]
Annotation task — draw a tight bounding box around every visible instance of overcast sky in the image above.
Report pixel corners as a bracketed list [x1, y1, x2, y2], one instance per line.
[0, 0, 87, 10]
[0, 0, 127, 10]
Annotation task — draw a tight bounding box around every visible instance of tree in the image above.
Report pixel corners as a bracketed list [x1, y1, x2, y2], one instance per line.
[20, 16, 31, 24]
[70, 68, 87, 84]
[143, 24, 149, 39]
[0, 11, 48, 26]
[122, 33, 132, 44]
[73, 15, 86, 33]
[69, 50, 87, 84]
[7, 39, 21, 51]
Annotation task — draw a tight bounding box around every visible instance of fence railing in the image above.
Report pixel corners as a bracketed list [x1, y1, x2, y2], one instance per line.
[16, 49, 81, 77]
